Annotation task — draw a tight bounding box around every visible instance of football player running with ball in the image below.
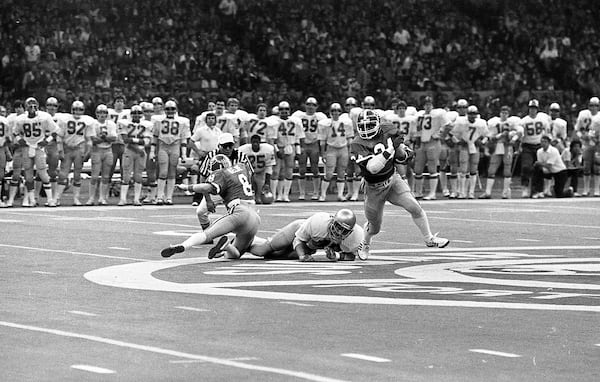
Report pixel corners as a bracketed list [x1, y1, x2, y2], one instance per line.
[351, 110, 449, 260]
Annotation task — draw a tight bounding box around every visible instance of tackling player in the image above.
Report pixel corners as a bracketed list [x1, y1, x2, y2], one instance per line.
[211, 209, 362, 262]
[351, 109, 449, 260]
[161, 155, 259, 259]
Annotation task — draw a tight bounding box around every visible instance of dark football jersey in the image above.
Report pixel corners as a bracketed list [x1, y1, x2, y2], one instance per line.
[350, 124, 399, 183]
[207, 163, 255, 205]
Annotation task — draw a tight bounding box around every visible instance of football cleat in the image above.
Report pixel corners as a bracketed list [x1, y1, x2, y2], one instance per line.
[208, 236, 229, 259]
[357, 240, 370, 260]
[161, 245, 185, 258]
[425, 233, 449, 248]
[478, 193, 491, 199]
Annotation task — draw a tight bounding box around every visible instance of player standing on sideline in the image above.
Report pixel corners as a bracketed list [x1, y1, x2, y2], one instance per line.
[413, 96, 450, 200]
[10, 97, 59, 207]
[152, 100, 191, 205]
[518, 99, 550, 198]
[246, 103, 277, 145]
[238, 134, 275, 204]
[317, 103, 354, 201]
[4, 100, 25, 207]
[160, 155, 260, 259]
[273, 101, 305, 202]
[450, 105, 489, 199]
[292, 97, 327, 200]
[480, 105, 522, 199]
[574, 96, 600, 196]
[383, 100, 418, 187]
[107, 96, 130, 196]
[0, 112, 9, 207]
[221, 97, 248, 146]
[140, 102, 159, 204]
[55, 101, 96, 206]
[86, 104, 117, 205]
[342, 97, 362, 201]
[118, 105, 153, 206]
[44, 97, 67, 201]
[351, 110, 449, 260]
[214, 209, 363, 261]
[440, 99, 468, 198]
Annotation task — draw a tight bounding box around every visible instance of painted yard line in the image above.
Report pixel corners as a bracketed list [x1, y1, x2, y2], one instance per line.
[370, 245, 600, 254]
[0, 321, 347, 382]
[174, 306, 212, 312]
[452, 240, 474, 243]
[71, 365, 115, 374]
[149, 214, 197, 218]
[595, 344, 600, 347]
[68, 311, 98, 317]
[582, 237, 600, 240]
[340, 353, 391, 363]
[515, 239, 541, 242]
[0, 244, 144, 261]
[469, 349, 522, 358]
[32, 271, 56, 275]
[108, 247, 131, 251]
[280, 301, 314, 307]
[430, 216, 600, 230]
[170, 357, 259, 364]
[0, 219, 23, 223]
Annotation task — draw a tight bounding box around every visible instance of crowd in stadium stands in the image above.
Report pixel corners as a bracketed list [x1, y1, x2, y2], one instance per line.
[1, 0, 600, 207]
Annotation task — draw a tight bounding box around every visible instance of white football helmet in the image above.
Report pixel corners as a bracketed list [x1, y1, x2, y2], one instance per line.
[71, 100, 85, 116]
[328, 209, 356, 242]
[96, 104, 108, 119]
[130, 104, 143, 121]
[356, 109, 381, 139]
[25, 97, 39, 114]
[209, 153, 232, 172]
[165, 100, 177, 117]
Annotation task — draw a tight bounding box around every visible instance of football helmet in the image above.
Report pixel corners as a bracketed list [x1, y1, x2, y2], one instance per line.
[96, 104, 108, 119]
[356, 109, 381, 139]
[130, 104, 143, 121]
[45, 97, 58, 110]
[25, 97, 39, 114]
[209, 153, 232, 172]
[165, 100, 177, 117]
[261, 189, 274, 204]
[345, 97, 357, 107]
[278, 101, 290, 118]
[328, 209, 356, 242]
[71, 100, 85, 116]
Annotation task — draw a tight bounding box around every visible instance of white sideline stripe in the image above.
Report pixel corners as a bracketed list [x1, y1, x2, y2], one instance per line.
[32, 271, 56, 275]
[515, 239, 541, 242]
[0, 219, 23, 223]
[71, 364, 115, 374]
[108, 247, 131, 251]
[0, 321, 346, 382]
[280, 301, 314, 307]
[469, 349, 522, 358]
[430, 216, 600, 230]
[370, 245, 600, 254]
[0, 244, 144, 261]
[175, 306, 212, 312]
[340, 353, 391, 363]
[68, 311, 97, 317]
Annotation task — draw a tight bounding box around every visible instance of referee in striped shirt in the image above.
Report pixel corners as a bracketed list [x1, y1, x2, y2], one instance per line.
[193, 133, 252, 232]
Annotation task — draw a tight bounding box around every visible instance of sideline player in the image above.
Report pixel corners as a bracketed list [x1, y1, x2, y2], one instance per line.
[212, 208, 363, 262]
[160, 154, 259, 258]
[351, 110, 449, 260]
[238, 134, 275, 203]
[86, 104, 117, 205]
